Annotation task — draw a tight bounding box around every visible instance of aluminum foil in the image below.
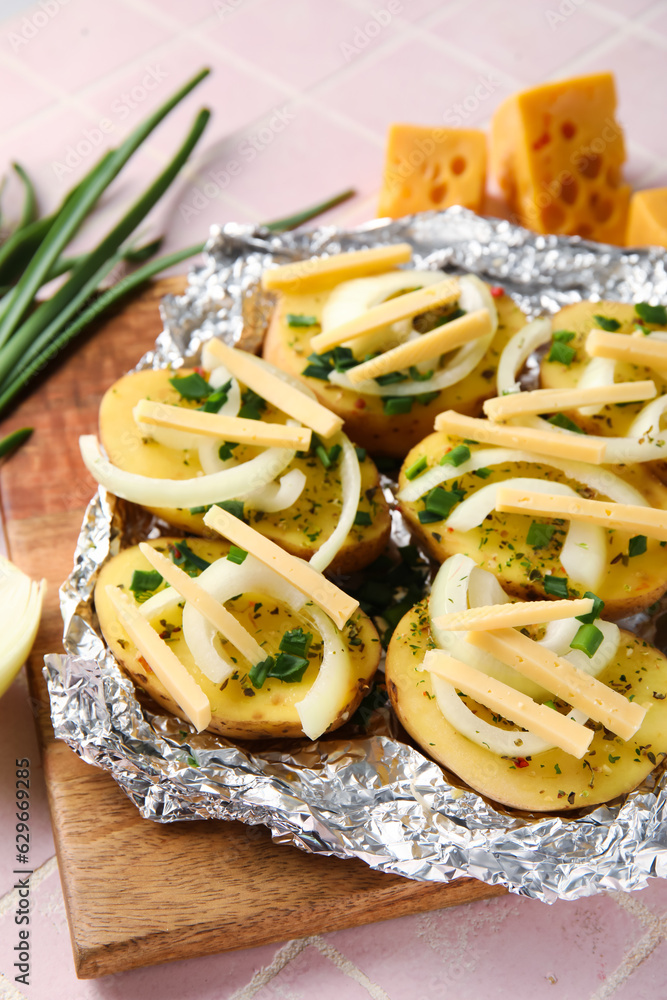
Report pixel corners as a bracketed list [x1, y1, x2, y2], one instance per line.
[45, 207, 667, 903]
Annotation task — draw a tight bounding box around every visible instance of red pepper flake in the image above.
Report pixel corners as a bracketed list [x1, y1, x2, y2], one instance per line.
[447, 527, 454, 533]
[194, 365, 206, 376]
[354, 398, 366, 410]
[173, 548, 181, 559]
[515, 757, 529, 768]
[490, 285, 504, 298]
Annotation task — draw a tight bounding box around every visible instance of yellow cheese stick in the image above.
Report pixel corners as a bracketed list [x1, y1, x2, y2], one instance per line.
[432, 597, 594, 632]
[433, 410, 607, 463]
[309, 277, 461, 354]
[134, 399, 312, 450]
[423, 649, 593, 758]
[495, 487, 667, 541]
[483, 380, 657, 421]
[138, 543, 264, 666]
[261, 243, 413, 292]
[587, 329, 667, 368]
[205, 340, 343, 439]
[466, 628, 647, 741]
[106, 586, 211, 732]
[203, 506, 358, 629]
[345, 309, 491, 386]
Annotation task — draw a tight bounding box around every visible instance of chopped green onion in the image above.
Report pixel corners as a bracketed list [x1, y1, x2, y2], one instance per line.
[405, 456, 428, 480]
[169, 372, 212, 400]
[302, 362, 330, 380]
[287, 313, 318, 328]
[227, 545, 248, 565]
[440, 444, 470, 467]
[552, 329, 576, 342]
[216, 500, 246, 522]
[169, 540, 210, 576]
[218, 441, 239, 461]
[547, 413, 584, 434]
[635, 302, 667, 326]
[200, 381, 231, 413]
[570, 623, 604, 658]
[473, 467, 492, 479]
[416, 390, 440, 406]
[248, 656, 273, 689]
[544, 575, 568, 598]
[354, 510, 372, 526]
[129, 568, 163, 598]
[576, 591, 604, 624]
[383, 396, 413, 416]
[249, 652, 310, 688]
[263, 188, 355, 232]
[354, 446, 367, 462]
[594, 314, 621, 331]
[526, 522, 556, 548]
[375, 370, 408, 385]
[238, 388, 266, 420]
[629, 535, 647, 557]
[279, 627, 312, 658]
[409, 365, 434, 381]
[548, 340, 576, 365]
[419, 486, 463, 521]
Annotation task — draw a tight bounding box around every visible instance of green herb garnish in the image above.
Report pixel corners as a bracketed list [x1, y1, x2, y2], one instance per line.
[218, 440, 239, 461]
[405, 456, 428, 480]
[227, 545, 248, 565]
[570, 623, 604, 658]
[544, 575, 568, 598]
[547, 413, 584, 433]
[629, 534, 647, 557]
[594, 315, 621, 331]
[354, 510, 373, 526]
[249, 652, 310, 688]
[215, 499, 246, 522]
[279, 627, 313, 658]
[238, 387, 267, 421]
[526, 522, 556, 548]
[548, 340, 576, 365]
[635, 302, 667, 326]
[576, 591, 604, 624]
[287, 313, 318, 328]
[383, 396, 413, 416]
[440, 444, 470, 467]
[169, 371, 212, 400]
[129, 568, 163, 600]
[169, 540, 210, 575]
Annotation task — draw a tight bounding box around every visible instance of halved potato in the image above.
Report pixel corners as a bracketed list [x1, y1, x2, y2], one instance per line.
[263, 286, 527, 457]
[398, 431, 667, 617]
[540, 301, 667, 478]
[95, 538, 381, 740]
[99, 368, 390, 575]
[386, 600, 667, 812]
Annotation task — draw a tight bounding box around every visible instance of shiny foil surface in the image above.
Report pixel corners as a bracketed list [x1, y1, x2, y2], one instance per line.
[45, 207, 667, 902]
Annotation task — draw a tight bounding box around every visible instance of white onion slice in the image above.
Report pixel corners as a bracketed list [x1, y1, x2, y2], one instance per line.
[628, 394, 667, 440]
[537, 617, 580, 656]
[400, 447, 646, 507]
[133, 365, 241, 450]
[294, 603, 351, 740]
[80, 434, 296, 509]
[445, 476, 606, 590]
[0, 556, 46, 698]
[241, 468, 307, 512]
[138, 585, 182, 621]
[309, 433, 361, 573]
[181, 554, 307, 684]
[575, 355, 617, 416]
[496, 317, 552, 396]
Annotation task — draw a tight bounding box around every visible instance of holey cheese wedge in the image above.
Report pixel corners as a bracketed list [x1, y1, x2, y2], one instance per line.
[538, 300, 667, 474]
[262, 252, 528, 457]
[86, 355, 390, 576]
[95, 538, 380, 740]
[398, 432, 667, 617]
[385, 557, 667, 813]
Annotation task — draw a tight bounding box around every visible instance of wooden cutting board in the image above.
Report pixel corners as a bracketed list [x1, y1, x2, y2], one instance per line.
[0, 278, 505, 980]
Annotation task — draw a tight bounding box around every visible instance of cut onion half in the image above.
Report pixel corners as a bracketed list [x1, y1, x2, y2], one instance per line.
[0, 556, 46, 698]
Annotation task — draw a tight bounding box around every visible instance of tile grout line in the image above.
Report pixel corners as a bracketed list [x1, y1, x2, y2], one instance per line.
[0, 856, 58, 920]
[0, 971, 28, 1000]
[226, 937, 311, 1000]
[589, 891, 667, 999]
[311, 935, 394, 1000]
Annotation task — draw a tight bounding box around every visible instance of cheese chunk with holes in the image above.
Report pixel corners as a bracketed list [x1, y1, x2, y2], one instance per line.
[378, 124, 486, 218]
[626, 188, 667, 248]
[490, 73, 630, 243]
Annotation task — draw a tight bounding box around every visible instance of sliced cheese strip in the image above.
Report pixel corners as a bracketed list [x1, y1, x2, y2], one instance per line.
[345, 309, 492, 386]
[495, 487, 667, 541]
[206, 341, 343, 439]
[433, 597, 594, 632]
[483, 380, 657, 421]
[106, 585, 211, 732]
[134, 399, 311, 450]
[433, 410, 606, 463]
[203, 505, 358, 629]
[587, 329, 667, 368]
[137, 543, 264, 667]
[466, 628, 647, 741]
[310, 277, 460, 354]
[423, 649, 592, 758]
[261, 243, 413, 292]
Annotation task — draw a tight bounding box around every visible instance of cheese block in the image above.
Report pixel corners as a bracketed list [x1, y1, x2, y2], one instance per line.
[386, 599, 667, 812]
[490, 73, 630, 243]
[309, 278, 460, 354]
[465, 628, 646, 740]
[106, 585, 212, 732]
[432, 597, 593, 631]
[261, 244, 413, 292]
[495, 487, 667, 541]
[433, 410, 607, 463]
[586, 329, 667, 368]
[346, 309, 492, 386]
[377, 124, 486, 218]
[203, 505, 358, 629]
[134, 399, 312, 450]
[626, 188, 667, 248]
[483, 380, 656, 421]
[423, 649, 592, 758]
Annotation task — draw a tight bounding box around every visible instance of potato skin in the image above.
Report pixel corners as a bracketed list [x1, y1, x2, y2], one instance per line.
[386, 601, 667, 813]
[95, 538, 381, 740]
[540, 300, 667, 481]
[98, 368, 390, 575]
[398, 431, 667, 618]
[263, 286, 527, 457]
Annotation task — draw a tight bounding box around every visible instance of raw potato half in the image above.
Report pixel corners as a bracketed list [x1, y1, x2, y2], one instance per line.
[399, 432, 667, 617]
[95, 538, 381, 740]
[99, 368, 390, 575]
[263, 285, 527, 457]
[386, 601, 667, 813]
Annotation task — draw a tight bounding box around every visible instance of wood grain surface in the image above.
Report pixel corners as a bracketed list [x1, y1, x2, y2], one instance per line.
[0, 278, 505, 980]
